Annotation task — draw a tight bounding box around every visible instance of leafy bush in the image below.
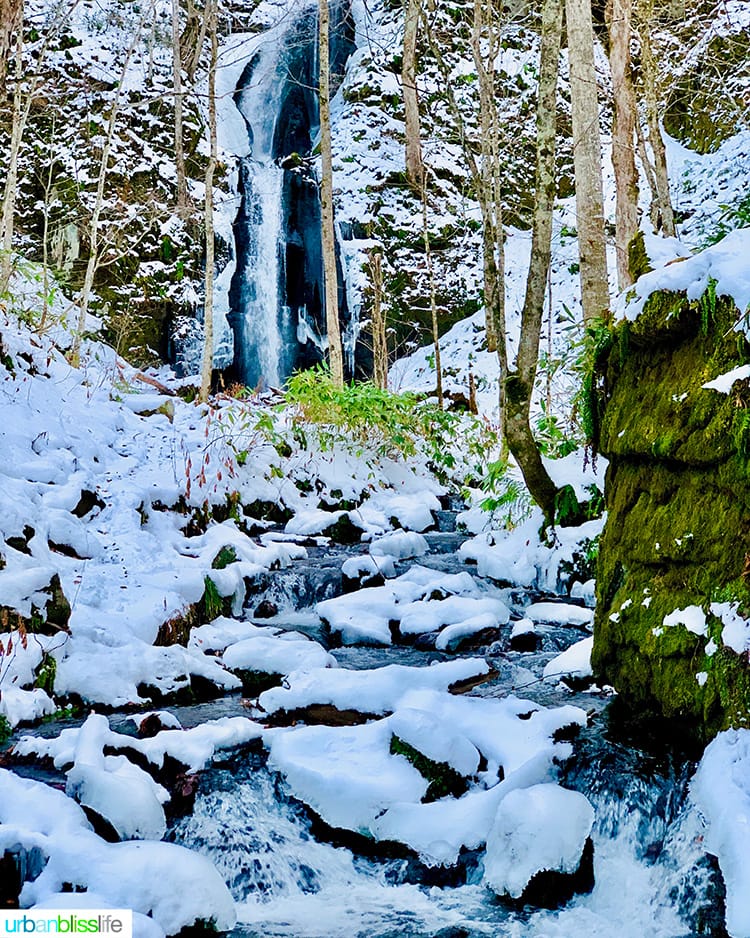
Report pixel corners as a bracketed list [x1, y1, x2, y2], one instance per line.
[285, 364, 494, 483]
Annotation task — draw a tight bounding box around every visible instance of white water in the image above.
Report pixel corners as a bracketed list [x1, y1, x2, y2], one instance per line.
[238, 162, 284, 387]
[172, 757, 715, 938]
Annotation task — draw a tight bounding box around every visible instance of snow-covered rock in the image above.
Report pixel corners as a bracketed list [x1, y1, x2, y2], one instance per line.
[484, 783, 594, 898]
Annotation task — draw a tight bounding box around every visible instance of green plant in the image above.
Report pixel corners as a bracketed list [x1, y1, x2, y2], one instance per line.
[202, 576, 224, 621]
[535, 403, 579, 458]
[480, 459, 533, 528]
[0, 714, 10, 746]
[35, 654, 56, 695]
[699, 278, 718, 336]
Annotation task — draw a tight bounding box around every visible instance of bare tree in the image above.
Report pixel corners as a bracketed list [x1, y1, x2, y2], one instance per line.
[172, 0, 190, 217]
[635, 0, 675, 236]
[318, 0, 345, 387]
[606, 0, 639, 289]
[421, 176, 443, 409]
[1, 0, 80, 294]
[369, 250, 388, 390]
[503, 0, 564, 522]
[199, 0, 219, 402]
[566, 0, 609, 322]
[71, 12, 149, 365]
[0, 0, 22, 95]
[402, 0, 424, 189]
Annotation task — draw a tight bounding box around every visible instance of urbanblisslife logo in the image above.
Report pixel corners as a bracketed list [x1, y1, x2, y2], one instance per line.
[0, 912, 132, 937]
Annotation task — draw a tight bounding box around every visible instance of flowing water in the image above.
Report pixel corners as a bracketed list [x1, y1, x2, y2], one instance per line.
[165, 531, 725, 938]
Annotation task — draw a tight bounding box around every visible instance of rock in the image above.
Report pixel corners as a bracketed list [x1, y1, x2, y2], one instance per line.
[324, 513, 366, 545]
[594, 289, 750, 736]
[484, 784, 595, 908]
[72, 489, 106, 518]
[254, 599, 279, 619]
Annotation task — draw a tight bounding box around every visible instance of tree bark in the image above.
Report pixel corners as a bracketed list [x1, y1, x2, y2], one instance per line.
[71, 15, 146, 364]
[199, 0, 218, 402]
[172, 0, 189, 217]
[606, 0, 639, 289]
[0, 0, 22, 95]
[471, 0, 504, 356]
[402, 0, 423, 190]
[636, 0, 675, 236]
[421, 176, 443, 409]
[369, 250, 388, 390]
[566, 0, 609, 323]
[318, 0, 344, 387]
[503, 0, 563, 523]
[0, 20, 23, 293]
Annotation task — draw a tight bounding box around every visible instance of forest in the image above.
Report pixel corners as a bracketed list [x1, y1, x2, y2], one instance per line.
[0, 0, 749, 933]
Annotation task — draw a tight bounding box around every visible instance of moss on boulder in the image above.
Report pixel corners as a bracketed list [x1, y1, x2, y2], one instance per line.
[593, 289, 750, 740]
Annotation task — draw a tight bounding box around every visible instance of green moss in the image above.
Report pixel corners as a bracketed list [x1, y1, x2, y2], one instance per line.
[390, 735, 469, 801]
[627, 231, 652, 281]
[0, 715, 10, 746]
[593, 285, 750, 738]
[211, 546, 237, 570]
[202, 576, 225, 622]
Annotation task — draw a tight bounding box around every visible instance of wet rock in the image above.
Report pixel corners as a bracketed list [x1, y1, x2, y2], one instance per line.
[514, 837, 595, 909]
[0, 845, 46, 907]
[254, 599, 279, 619]
[264, 704, 381, 727]
[72, 489, 106, 518]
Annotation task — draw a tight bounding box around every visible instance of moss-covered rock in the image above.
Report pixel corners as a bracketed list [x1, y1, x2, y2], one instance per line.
[593, 289, 750, 740]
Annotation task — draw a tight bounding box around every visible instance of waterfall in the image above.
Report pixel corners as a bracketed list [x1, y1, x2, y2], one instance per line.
[228, 3, 355, 390]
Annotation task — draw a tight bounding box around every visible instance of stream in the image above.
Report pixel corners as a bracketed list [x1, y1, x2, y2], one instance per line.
[9, 525, 725, 936]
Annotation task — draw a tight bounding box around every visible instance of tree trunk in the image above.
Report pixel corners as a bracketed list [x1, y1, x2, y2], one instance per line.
[636, 0, 675, 236]
[71, 15, 146, 364]
[606, 0, 638, 289]
[471, 0, 504, 355]
[0, 21, 23, 293]
[199, 0, 218, 402]
[402, 0, 423, 190]
[318, 0, 344, 388]
[0, 0, 22, 95]
[421, 176, 443, 409]
[566, 0, 609, 323]
[503, 0, 563, 523]
[369, 250, 388, 390]
[172, 0, 189, 217]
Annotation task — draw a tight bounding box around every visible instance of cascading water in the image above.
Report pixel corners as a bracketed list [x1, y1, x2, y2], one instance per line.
[171, 734, 721, 938]
[228, 4, 355, 389]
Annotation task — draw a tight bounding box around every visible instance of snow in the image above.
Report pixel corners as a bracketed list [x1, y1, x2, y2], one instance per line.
[459, 512, 605, 595]
[617, 228, 750, 326]
[0, 687, 56, 726]
[662, 605, 708, 637]
[268, 719, 429, 833]
[64, 714, 169, 841]
[223, 634, 337, 675]
[316, 564, 505, 646]
[258, 658, 490, 716]
[389, 708, 481, 776]
[16, 714, 266, 774]
[526, 603, 594, 628]
[692, 729, 750, 938]
[543, 637, 594, 682]
[369, 530, 428, 560]
[0, 769, 236, 935]
[484, 784, 594, 898]
[267, 688, 588, 865]
[710, 601, 750, 654]
[703, 364, 750, 393]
